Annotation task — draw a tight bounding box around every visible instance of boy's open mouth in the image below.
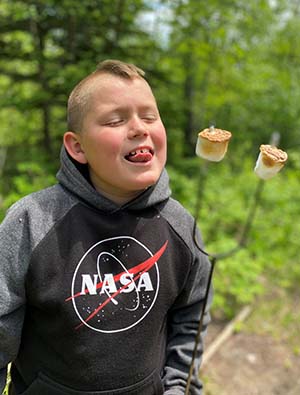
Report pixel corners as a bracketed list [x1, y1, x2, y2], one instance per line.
[125, 148, 154, 163]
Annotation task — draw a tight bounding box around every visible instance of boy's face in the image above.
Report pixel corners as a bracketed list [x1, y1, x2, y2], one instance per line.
[66, 74, 167, 204]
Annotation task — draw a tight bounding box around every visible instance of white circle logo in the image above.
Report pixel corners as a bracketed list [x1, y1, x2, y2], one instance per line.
[66, 236, 167, 333]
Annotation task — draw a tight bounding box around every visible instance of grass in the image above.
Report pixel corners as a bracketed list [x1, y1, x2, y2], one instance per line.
[240, 283, 300, 352]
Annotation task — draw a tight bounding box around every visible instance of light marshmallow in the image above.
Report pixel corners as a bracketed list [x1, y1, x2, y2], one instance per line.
[254, 144, 288, 180]
[196, 127, 232, 162]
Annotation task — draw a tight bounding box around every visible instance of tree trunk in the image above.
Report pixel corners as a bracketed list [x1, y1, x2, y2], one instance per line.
[183, 65, 196, 156]
[42, 104, 52, 156]
[31, 6, 53, 156]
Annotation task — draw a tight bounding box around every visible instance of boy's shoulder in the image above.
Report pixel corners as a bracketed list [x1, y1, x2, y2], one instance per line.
[8, 184, 75, 216]
[158, 197, 197, 252]
[160, 196, 194, 225]
[4, 183, 77, 232]
[2, 184, 78, 251]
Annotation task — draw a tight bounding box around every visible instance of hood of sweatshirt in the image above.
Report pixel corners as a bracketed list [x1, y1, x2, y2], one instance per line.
[56, 146, 171, 213]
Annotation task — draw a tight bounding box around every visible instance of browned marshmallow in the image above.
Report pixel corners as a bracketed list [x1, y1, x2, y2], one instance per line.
[254, 144, 288, 179]
[196, 127, 232, 162]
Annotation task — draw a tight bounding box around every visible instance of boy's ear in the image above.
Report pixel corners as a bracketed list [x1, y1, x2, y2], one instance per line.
[63, 131, 88, 164]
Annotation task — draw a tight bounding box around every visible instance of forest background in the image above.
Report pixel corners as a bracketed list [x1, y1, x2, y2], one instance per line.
[0, 0, 299, 346]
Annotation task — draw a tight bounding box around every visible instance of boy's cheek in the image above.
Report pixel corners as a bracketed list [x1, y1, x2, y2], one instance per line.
[92, 132, 122, 154]
[153, 123, 166, 142]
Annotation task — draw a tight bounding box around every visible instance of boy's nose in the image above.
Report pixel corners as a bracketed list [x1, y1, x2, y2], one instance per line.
[128, 117, 149, 139]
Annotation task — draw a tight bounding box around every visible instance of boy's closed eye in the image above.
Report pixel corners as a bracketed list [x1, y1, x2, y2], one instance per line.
[103, 113, 158, 127]
[140, 113, 158, 122]
[104, 119, 125, 127]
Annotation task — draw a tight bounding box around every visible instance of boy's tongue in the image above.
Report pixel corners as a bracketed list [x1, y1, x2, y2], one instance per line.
[127, 150, 152, 162]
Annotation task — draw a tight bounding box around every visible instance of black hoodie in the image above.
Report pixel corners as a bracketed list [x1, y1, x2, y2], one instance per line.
[0, 148, 212, 395]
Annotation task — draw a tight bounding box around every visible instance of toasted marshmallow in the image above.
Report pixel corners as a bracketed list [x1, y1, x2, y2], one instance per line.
[196, 127, 232, 162]
[254, 144, 288, 180]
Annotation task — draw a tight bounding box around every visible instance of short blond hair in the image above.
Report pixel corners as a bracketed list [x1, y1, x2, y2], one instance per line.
[67, 60, 146, 132]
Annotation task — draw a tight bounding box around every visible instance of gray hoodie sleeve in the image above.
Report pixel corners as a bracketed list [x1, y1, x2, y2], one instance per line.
[0, 186, 75, 394]
[162, 251, 212, 394]
[0, 204, 30, 393]
[160, 200, 213, 395]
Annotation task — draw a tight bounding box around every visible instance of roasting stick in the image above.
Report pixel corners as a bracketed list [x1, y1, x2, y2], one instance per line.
[185, 130, 288, 395]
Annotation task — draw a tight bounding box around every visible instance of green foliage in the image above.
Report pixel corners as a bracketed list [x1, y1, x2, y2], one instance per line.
[246, 285, 300, 351]
[0, 159, 56, 221]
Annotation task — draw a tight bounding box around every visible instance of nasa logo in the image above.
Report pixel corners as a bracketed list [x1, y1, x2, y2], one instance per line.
[65, 236, 168, 333]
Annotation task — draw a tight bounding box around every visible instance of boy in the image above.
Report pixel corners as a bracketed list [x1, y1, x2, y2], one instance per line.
[0, 60, 212, 394]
